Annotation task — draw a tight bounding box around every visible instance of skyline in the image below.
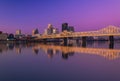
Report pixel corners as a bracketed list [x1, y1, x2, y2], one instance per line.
[0, 0, 120, 34]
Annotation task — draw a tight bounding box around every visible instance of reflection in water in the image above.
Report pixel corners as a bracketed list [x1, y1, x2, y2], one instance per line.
[35, 44, 120, 60]
[0, 41, 120, 60]
[62, 52, 74, 60]
[1, 41, 120, 81]
[47, 49, 54, 58]
[32, 47, 39, 55]
[16, 47, 21, 54]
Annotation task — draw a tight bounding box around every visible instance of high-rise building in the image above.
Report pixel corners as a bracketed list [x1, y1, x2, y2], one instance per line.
[47, 28, 53, 35]
[62, 23, 68, 32]
[44, 24, 54, 35]
[32, 28, 39, 35]
[48, 24, 53, 29]
[15, 29, 25, 39]
[44, 29, 48, 35]
[62, 23, 75, 32]
[53, 28, 59, 34]
[68, 26, 74, 32]
[16, 30, 21, 35]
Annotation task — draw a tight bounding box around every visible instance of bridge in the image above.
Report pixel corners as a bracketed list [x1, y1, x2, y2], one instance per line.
[36, 25, 120, 46]
[40, 25, 120, 38]
[33, 44, 120, 60]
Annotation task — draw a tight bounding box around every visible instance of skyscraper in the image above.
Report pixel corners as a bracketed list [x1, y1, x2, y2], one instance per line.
[16, 30, 21, 35]
[48, 24, 53, 29]
[68, 26, 74, 32]
[53, 28, 59, 34]
[62, 23, 68, 32]
[32, 28, 39, 35]
[15, 29, 25, 39]
[44, 24, 54, 35]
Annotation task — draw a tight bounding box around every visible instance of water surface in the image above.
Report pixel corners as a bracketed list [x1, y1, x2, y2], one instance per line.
[0, 41, 120, 81]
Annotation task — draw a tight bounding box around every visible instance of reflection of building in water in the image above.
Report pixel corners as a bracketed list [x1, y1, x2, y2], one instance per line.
[8, 43, 14, 50]
[33, 44, 120, 60]
[62, 52, 74, 60]
[62, 52, 68, 59]
[0, 43, 8, 53]
[0, 42, 36, 54]
[33, 48, 39, 55]
[47, 49, 54, 58]
[0, 42, 119, 60]
[15, 48, 21, 54]
[0, 42, 38, 54]
[32, 46, 39, 55]
[40, 46, 59, 58]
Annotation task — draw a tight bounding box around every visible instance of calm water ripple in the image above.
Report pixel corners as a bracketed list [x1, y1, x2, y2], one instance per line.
[0, 41, 120, 81]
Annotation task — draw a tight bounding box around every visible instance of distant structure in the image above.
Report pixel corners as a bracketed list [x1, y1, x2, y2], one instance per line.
[32, 28, 39, 35]
[0, 31, 8, 40]
[46, 24, 54, 35]
[15, 30, 25, 39]
[62, 23, 75, 32]
[53, 28, 59, 34]
[68, 26, 74, 32]
[44, 24, 59, 35]
[7, 34, 14, 40]
[16, 30, 21, 35]
[15, 47, 21, 54]
[62, 23, 69, 32]
[32, 28, 41, 38]
[0, 31, 2, 34]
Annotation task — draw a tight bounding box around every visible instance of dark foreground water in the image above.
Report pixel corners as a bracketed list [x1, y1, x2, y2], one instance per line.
[0, 41, 120, 81]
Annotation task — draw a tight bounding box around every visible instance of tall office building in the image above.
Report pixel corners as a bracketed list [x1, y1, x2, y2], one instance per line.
[16, 30, 21, 35]
[62, 23, 69, 32]
[44, 24, 54, 35]
[32, 28, 39, 35]
[48, 24, 53, 29]
[68, 26, 74, 32]
[53, 28, 59, 34]
[15, 29, 26, 39]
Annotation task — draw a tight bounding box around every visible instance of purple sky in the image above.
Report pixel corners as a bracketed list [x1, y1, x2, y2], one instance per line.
[0, 0, 120, 34]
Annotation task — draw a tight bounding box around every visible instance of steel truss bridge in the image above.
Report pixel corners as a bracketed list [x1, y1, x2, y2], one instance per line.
[38, 25, 120, 39]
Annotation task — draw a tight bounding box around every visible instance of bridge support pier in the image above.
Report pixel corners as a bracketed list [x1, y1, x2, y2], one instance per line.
[109, 36, 114, 49]
[75, 37, 81, 46]
[109, 36, 114, 42]
[76, 39, 79, 44]
[63, 38, 68, 46]
[82, 36, 87, 47]
[43, 39, 47, 44]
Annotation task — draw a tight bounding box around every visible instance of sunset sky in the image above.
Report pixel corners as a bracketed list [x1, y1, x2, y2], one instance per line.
[0, 0, 120, 34]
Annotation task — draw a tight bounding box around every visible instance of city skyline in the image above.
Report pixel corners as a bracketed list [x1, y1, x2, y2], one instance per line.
[0, 0, 120, 34]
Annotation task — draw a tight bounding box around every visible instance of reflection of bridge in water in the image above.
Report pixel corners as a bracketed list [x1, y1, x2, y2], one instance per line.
[33, 44, 120, 60]
[0, 42, 120, 60]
